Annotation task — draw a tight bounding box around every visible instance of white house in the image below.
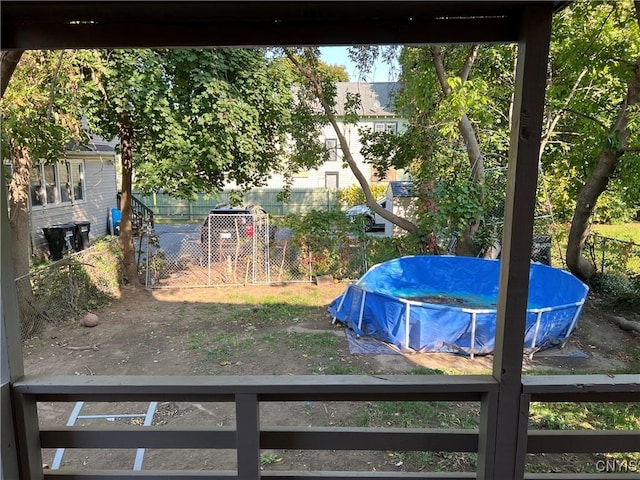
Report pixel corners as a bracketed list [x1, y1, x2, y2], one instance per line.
[265, 82, 410, 190]
[28, 138, 119, 258]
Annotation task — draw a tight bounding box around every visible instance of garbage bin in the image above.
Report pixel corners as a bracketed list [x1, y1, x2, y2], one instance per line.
[42, 222, 76, 260]
[532, 234, 552, 265]
[109, 208, 121, 236]
[74, 221, 91, 250]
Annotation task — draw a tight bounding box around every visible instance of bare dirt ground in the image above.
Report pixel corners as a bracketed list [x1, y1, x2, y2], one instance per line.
[23, 282, 639, 474]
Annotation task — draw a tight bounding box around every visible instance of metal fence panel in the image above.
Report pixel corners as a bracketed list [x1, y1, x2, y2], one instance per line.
[584, 233, 640, 276]
[135, 189, 338, 221]
[145, 215, 312, 288]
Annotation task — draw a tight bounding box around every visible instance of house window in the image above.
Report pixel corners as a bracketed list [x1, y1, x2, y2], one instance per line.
[30, 165, 45, 206]
[30, 160, 85, 208]
[325, 138, 338, 161]
[70, 160, 85, 201]
[325, 172, 339, 189]
[373, 122, 397, 134]
[59, 163, 72, 203]
[43, 164, 58, 205]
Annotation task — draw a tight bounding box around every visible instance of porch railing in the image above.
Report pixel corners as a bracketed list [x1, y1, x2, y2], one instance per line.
[11, 374, 639, 480]
[117, 192, 155, 234]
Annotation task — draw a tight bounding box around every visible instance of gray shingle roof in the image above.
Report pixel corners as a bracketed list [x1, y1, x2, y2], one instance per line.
[388, 181, 415, 197]
[334, 82, 399, 117]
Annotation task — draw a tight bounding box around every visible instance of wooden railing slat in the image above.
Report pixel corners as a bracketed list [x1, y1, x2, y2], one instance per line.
[43, 471, 478, 479]
[40, 427, 236, 449]
[43, 470, 236, 479]
[526, 429, 640, 453]
[261, 427, 478, 452]
[40, 426, 478, 452]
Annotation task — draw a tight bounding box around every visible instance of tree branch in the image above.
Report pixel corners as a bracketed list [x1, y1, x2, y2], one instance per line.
[460, 45, 479, 83]
[430, 45, 484, 184]
[1, 50, 24, 98]
[286, 47, 418, 234]
[47, 50, 66, 120]
[540, 67, 588, 160]
[430, 46, 451, 94]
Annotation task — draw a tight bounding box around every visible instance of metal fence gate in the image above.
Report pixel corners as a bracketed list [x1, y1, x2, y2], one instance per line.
[144, 213, 312, 288]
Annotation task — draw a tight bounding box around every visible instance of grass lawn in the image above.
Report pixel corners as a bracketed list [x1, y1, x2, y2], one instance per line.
[591, 222, 640, 244]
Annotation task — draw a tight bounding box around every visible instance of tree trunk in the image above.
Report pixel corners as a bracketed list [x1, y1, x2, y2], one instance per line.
[566, 54, 640, 282]
[430, 45, 485, 255]
[8, 143, 49, 336]
[1, 50, 23, 98]
[118, 117, 139, 284]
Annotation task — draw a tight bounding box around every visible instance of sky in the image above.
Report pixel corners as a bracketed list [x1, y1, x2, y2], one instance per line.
[319, 47, 398, 83]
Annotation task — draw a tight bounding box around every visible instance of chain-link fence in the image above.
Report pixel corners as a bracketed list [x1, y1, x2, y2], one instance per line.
[143, 213, 312, 288]
[14, 239, 122, 340]
[481, 167, 557, 265]
[584, 233, 640, 277]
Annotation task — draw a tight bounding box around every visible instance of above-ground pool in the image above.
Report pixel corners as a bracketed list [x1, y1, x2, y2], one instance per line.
[328, 255, 588, 355]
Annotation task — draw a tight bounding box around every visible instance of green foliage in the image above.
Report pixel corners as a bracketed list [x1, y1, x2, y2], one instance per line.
[418, 175, 484, 237]
[530, 402, 640, 431]
[282, 208, 365, 279]
[542, 0, 640, 222]
[337, 184, 387, 208]
[84, 49, 324, 199]
[365, 235, 427, 266]
[28, 238, 122, 326]
[358, 44, 515, 248]
[1, 50, 90, 161]
[592, 223, 640, 243]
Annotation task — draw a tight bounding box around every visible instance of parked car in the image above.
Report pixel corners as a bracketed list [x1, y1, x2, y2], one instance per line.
[200, 206, 266, 261]
[346, 199, 387, 231]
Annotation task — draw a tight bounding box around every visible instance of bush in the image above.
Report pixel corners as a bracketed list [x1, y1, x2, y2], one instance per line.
[22, 238, 123, 338]
[282, 208, 366, 279]
[337, 184, 388, 209]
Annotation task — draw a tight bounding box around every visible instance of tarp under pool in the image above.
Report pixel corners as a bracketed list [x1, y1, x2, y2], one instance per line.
[328, 255, 589, 355]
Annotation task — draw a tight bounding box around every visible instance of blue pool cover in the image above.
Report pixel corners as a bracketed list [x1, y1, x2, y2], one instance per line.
[328, 255, 589, 355]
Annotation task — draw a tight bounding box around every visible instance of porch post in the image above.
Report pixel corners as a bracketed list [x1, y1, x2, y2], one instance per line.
[480, 4, 553, 480]
[1, 172, 26, 479]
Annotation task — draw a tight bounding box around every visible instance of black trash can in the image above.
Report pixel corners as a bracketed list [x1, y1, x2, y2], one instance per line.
[42, 222, 77, 260]
[74, 221, 91, 250]
[532, 234, 552, 265]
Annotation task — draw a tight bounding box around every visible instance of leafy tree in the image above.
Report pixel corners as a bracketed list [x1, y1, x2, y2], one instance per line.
[82, 50, 167, 283]
[360, 44, 514, 254]
[84, 48, 307, 282]
[542, 0, 640, 280]
[1, 50, 88, 332]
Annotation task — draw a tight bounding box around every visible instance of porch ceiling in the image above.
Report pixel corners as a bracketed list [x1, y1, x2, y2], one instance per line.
[2, 1, 565, 50]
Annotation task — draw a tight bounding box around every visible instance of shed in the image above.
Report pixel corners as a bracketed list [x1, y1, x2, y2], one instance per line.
[385, 181, 417, 237]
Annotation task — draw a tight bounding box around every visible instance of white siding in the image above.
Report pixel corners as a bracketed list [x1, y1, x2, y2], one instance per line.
[31, 153, 118, 256]
[265, 117, 408, 190]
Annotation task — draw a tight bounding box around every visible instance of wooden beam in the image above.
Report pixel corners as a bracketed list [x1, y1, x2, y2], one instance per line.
[525, 475, 640, 480]
[1, 151, 26, 478]
[236, 393, 260, 480]
[0, 1, 526, 50]
[43, 471, 237, 479]
[13, 374, 498, 399]
[527, 429, 640, 453]
[523, 374, 640, 402]
[39, 426, 236, 449]
[11, 392, 44, 480]
[261, 427, 478, 451]
[40, 470, 476, 479]
[484, 3, 554, 480]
